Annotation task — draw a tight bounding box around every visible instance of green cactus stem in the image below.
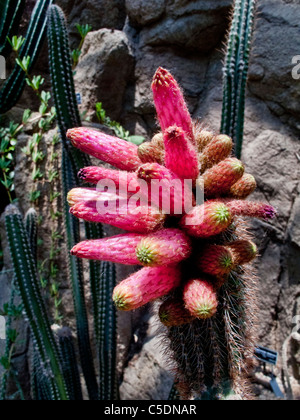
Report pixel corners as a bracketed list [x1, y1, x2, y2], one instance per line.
[4, 204, 68, 400]
[0, 0, 54, 114]
[24, 208, 38, 263]
[61, 149, 99, 400]
[47, 4, 90, 174]
[221, 0, 256, 158]
[53, 326, 83, 401]
[98, 261, 119, 400]
[0, 0, 26, 56]
[84, 221, 103, 345]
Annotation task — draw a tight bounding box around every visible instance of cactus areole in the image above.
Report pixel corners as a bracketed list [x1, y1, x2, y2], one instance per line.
[67, 67, 276, 399]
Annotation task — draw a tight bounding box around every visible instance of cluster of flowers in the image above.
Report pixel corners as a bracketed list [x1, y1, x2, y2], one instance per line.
[67, 67, 276, 326]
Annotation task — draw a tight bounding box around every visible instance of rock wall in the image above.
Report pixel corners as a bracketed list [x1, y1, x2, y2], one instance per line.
[1, 0, 300, 399]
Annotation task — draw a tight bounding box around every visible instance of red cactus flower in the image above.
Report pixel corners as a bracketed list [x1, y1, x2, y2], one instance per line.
[227, 240, 258, 265]
[136, 228, 192, 267]
[159, 296, 196, 327]
[229, 174, 257, 199]
[164, 125, 199, 181]
[113, 265, 182, 311]
[200, 134, 233, 173]
[203, 158, 245, 198]
[180, 201, 233, 238]
[67, 66, 277, 399]
[183, 279, 218, 320]
[152, 67, 194, 143]
[197, 245, 235, 277]
[67, 127, 142, 171]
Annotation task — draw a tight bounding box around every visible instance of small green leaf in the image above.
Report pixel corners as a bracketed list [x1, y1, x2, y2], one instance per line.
[128, 135, 145, 145]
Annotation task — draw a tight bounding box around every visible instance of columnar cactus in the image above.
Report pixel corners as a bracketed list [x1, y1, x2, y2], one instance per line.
[221, 0, 257, 158]
[0, 0, 25, 56]
[0, 0, 54, 114]
[5, 205, 68, 400]
[67, 67, 276, 399]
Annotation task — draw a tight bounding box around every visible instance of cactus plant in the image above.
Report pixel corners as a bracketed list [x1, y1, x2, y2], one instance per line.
[0, 0, 25, 56]
[24, 208, 38, 262]
[98, 261, 119, 400]
[221, 0, 256, 158]
[4, 205, 68, 400]
[48, 5, 119, 400]
[52, 326, 83, 401]
[61, 149, 98, 400]
[47, 4, 90, 174]
[0, 0, 54, 114]
[67, 66, 276, 399]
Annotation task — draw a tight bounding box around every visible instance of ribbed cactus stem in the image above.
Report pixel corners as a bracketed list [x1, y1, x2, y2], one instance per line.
[98, 261, 119, 400]
[0, 0, 54, 114]
[47, 4, 90, 174]
[52, 326, 83, 401]
[0, 0, 25, 56]
[24, 208, 38, 262]
[61, 149, 98, 400]
[4, 205, 68, 400]
[221, 0, 256, 158]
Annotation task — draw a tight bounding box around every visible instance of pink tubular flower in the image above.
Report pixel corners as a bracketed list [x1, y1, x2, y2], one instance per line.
[136, 228, 192, 266]
[159, 296, 196, 327]
[113, 265, 182, 311]
[224, 200, 277, 220]
[228, 174, 257, 199]
[70, 200, 165, 233]
[197, 245, 235, 277]
[137, 162, 195, 215]
[199, 134, 233, 173]
[71, 233, 144, 264]
[67, 188, 126, 207]
[180, 201, 233, 238]
[67, 127, 142, 171]
[152, 67, 195, 143]
[183, 279, 218, 320]
[78, 166, 140, 191]
[203, 158, 245, 198]
[164, 125, 199, 181]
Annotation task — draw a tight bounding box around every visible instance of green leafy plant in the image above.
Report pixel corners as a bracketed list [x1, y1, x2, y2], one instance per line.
[96, 102, 144, 145]
[72, 23, 92, 69]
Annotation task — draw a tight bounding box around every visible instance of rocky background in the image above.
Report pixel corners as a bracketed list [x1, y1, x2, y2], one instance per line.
[0, 0, 300, 400]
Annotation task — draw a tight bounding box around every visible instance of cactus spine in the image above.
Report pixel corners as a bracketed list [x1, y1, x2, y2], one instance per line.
[221, 0, 256, 158]
[0, 0, 54, 114]
[4, 205, 68, 400]
[0, 0, 25, 56]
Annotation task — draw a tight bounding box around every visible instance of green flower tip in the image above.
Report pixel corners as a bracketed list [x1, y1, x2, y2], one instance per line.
[232, 160, 244, 174]
[136, 244, 157, 266]
[250, 243, 258, 256]
[195, 304, 215, 320]
[213, 204, 231, 225]
[220, 254, 234, 270]
[159, 310, 169, 323]
[113, 293, 129, 311]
